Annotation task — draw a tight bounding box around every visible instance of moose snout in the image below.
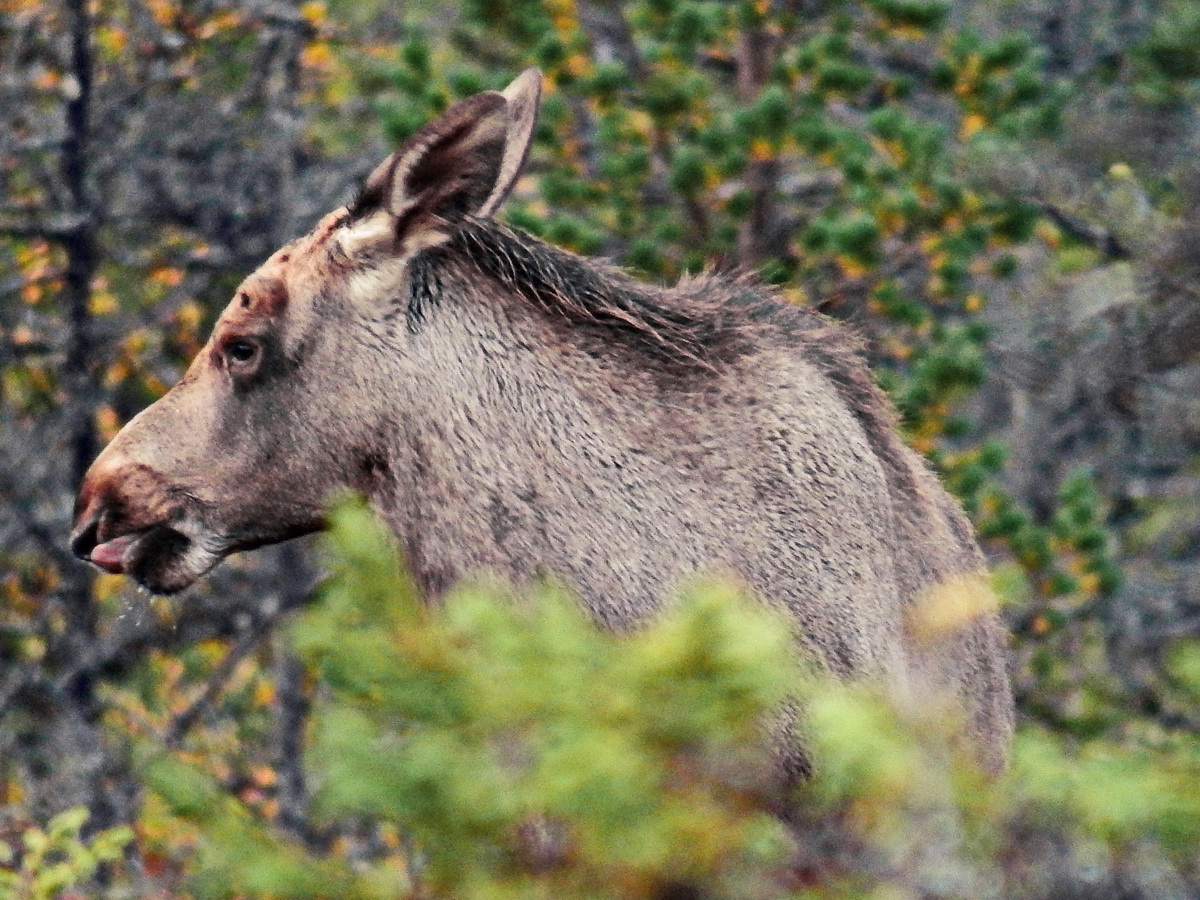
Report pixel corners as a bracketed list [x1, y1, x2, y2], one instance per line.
[71, 450, 176, 569]
[71, 451, 132, 565]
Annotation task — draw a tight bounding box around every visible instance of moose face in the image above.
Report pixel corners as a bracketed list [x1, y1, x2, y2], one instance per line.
[70, 70, 542, 593]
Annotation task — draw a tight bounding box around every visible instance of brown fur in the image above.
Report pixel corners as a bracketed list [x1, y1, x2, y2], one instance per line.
[72, 69, 1014, 781]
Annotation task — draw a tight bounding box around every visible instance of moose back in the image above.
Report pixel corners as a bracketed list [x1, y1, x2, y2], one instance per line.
[71, 69, 1013, 774]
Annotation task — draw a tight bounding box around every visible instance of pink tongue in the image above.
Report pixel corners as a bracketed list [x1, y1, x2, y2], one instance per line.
[90, 536, 134, 574]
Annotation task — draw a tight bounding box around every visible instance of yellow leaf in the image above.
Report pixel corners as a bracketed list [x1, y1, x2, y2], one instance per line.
[90, 290, 117, 315]
[301, 42, 333, 72]
[96, 26, 126, 56]
[93, 573, 127, 603]
[564, 52, 590, 77]
[546, 0, 577, 32]
[96, 405, 121, 441]
[104, 358, 131, 387]
[254, 680, 276, 707]
[149, 266, 184, 287]
[749, 138, 774, 161]
[1035, 220, 1062, 247]
[22, 636, 46, 662]
[959, 112, 986, 139]
[3, 778, 24, 806]
[889, 24, 927, 40]
[300, 1, 326, 25]
[835, 255, 869, 279]
[148, 0, 176, 27]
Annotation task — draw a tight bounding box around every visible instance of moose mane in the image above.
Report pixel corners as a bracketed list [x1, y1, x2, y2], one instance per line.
[437, 217, 921, 498]
[447, 218, 751, 369]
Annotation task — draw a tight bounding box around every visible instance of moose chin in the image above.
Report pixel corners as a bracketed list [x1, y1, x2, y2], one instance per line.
[71, 68, 1013, 780]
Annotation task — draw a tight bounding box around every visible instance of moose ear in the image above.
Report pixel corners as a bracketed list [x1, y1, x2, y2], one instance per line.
[478, 68, 542, 217]
[339, 69, 542, 259]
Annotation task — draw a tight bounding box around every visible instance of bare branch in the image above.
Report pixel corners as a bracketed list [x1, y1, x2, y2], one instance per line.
[0, 211, 89, 239]
[163, 615, 275, 749]
[1030, 199, 1130, 261]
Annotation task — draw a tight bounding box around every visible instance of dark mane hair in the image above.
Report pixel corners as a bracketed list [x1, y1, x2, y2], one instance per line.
[448, 218, 752, 369]
[441, 217, 922, 497]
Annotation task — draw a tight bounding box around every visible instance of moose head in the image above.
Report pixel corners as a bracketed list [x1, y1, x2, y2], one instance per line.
[71, 70, 544, 594]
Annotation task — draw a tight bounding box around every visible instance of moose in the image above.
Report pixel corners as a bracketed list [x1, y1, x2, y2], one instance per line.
[71, 69, 1013, 778]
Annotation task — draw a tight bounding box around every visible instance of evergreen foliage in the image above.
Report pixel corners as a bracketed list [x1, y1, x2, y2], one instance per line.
[146, 504, 1200, 899]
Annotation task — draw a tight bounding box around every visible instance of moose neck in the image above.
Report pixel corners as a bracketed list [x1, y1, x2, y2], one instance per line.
[365, 228, 724, 615]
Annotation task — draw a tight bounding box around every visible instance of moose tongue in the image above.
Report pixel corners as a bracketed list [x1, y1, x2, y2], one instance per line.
[90, 535, 134, 574]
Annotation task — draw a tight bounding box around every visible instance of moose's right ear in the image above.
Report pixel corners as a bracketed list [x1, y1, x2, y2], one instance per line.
[336, 69, 542, 261]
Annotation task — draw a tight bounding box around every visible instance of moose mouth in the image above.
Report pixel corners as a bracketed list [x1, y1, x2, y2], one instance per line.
[88, 532, 140, 574]
[77, 524, 217, 594]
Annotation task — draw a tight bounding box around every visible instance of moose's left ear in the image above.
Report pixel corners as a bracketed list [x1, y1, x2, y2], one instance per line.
[340, 69, 542, 260]
[478, 68, 542, 217]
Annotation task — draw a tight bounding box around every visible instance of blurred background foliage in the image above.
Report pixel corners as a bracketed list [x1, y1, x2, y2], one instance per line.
[3, 0, 1200, 896]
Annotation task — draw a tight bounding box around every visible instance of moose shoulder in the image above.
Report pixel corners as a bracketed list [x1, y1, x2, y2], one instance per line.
[71, 69, 1013, 774]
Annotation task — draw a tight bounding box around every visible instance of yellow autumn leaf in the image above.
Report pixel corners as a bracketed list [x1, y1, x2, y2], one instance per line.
[300, 1, 326, 25]
[96, 26, 126, 56]
[150, 266, 184, 287]
[254, 680, 276, 707]
[3, 779, 24, 806]
[546, 0, 577, 32]
[959, 112, 987, 139]
[176, 300, 203, 332]
[836, 255, 870, 279]
[90, 290, 117, 315]
[22, 636, 45, 662]
[301, 42, 334, 72]
[564, 52, 590, 77]
[105, 358, 132, 387]
[252, 764, 277, 786]
[889, 24, 927, 41]
[1035, 219, 1062, 247]
[750, 138, 774, 161]
[147, 0, 176, 27]
[96, 405, 121, 442]
[93, 573, 127, 603]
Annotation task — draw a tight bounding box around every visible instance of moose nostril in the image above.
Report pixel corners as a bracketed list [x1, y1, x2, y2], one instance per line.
[70, 515, 100, 560]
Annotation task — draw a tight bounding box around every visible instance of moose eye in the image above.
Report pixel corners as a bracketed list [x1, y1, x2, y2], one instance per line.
[224, 339, 260, 370]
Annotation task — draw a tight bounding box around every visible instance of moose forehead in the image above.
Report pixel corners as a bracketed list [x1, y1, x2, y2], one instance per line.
[216, 208, 348, 330]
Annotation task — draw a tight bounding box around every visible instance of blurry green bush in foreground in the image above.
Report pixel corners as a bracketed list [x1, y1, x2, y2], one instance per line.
[0, 808, 132, 900]
[143, 502, 1200, 899]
